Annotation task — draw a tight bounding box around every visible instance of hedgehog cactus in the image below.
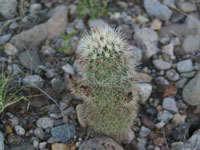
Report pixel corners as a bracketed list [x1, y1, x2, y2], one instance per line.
[69, 26, 139, 141]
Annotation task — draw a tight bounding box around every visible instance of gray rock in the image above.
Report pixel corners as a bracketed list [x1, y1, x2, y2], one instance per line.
[51, 78, 66, 93]
[62, 93, 73, 104]
[155, 76, 170, 87]
[0, 131, 4, 150]
[182, 34, 200, 53]
[175, 78, 187, 88]
[137, 138, 147, 150]
[128, 46, 142, 62]
[163, 0, 176, 8]
[0, 0, 17, 19]
[88, 19, 108, 29]
[4, 43, 18, 56]
[79, 136, 125, 150]
[30, 3, 42, 13]
[153, 59, 172, 70]
[171, 12, 185, 23]
[177, 59, 193, 73]
[51, 124, 76, 143]
[162, 97, 178, 113]
[166, 69, 180, 81]
[121, 128, 135, 144]
[36, 117, 54, 129]
[14, 125, 25, 136]
[7, 143, 34, 150]
[0, 34, 12, 45]
[134, 28, 158, 59]
[19, 50, 40, 70]
[23, 75, 44, 88]
[62, 64, 75, 75]
[34, 128, 44, 139]
[185, 13, 200, 30]
[137, 83, 152, 104]
[157, 110, 173, 123]
[9, 22, 19, 30]
[177, 1, 197, 12]
[183, 71, 200, 106]
[139, 126, 151, 138]
[181, 71, 196, 78]
[45, 69, 56, 79]
[11, 5, 68, 51]
[144, 0, 172, 21]
[188, 129, 200, 146]
[76, 104, 87, 128]
[74, 19, 85, 31]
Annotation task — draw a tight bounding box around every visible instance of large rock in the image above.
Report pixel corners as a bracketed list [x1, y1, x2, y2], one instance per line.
[10, 5, 68, 51]
[183, 71, 200, 106]
[144, 0, 172, 21]
[79, 136, 125, 150]
[134, 28, 158, 59]
[0, 0, 17, 19]
[182, 34, 200, 53]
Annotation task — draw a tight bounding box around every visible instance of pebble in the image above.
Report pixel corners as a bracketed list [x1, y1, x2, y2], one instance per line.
[34, 128, 44, 139]
[11, 5, 68, 51]
[62, 64, 75, 75]
[45, 69, 56, 79]
[74, 19, 85, 31]
[128, 45, 142, 62]
[0, 131, 4, 150]
[51, 124, 76, 143]
[9, 22, 19, 30]
[162, 97, 178, 113]
[181, 71, 196, 78]
[136, 15, 149, 24]
[177, 1, 197, 12]
[79, 136, 125, 150]
[177, 59, 193, 73]
[4, 43, 18, 56]
[134, 28, 158, 59]
[14, 125, 25, 136]
[121, 128, 135, 144]
[51, 78, 66, 93]
[117, 1, 128, 8]
[0, 34, 12, 45]
[7, 135, 22, 145]
[36, 117, 54, 129]
[150, 19, 162, 30]
[39, 142, 47, 149]
[188, 129, 200, 146]
[30, 3, 42, 13]
[76, 104, 87, 128]
[136, 83, 152, 104]
[23, 75, 44, 88]
[88, 19, 108, 29]
[0, 0, 17, 18]
[154, 76, 170, 88]
[137, 138, 147, 150]
[175, 78, 187, 88]
[19, 50, 41, 70]
[182, 34, 200, 53]
[144, 0, 172, 21]
[51, 143, 69, 150]
[183, 71, 200, 106]
[166, 69, 180, 81]
[139, 126, 151, 138]
[153, 59, 172, 70]
[172, 114, 186, 125]
[157, 110, 173, 123]
[7, 143, 35, 150]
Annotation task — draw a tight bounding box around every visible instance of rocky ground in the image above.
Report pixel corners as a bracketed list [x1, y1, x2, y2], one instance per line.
[0, 0, 200, 150]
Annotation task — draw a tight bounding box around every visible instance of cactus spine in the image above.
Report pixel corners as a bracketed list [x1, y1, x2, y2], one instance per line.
[69, 26, 139, 141]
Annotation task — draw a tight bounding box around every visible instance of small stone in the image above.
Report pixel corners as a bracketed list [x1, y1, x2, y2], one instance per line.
[177, 1, 197, 12]
[14, 125, 25, 136]
[144, 0, 172, 21]
[34, 128, 44, 139]
[134, 28, 158, 59]
[162, 97, 178, 113]
[153, 59, 172, 70]
[139, 126, 151, 138]
[121, 128, 135, 144]
[188, 129, 200, 146]
[62, 64, 75, 75]
[79, 136, 124, 150]
[7, 143, 35, 150]
[181, 71, 196, 78]
[137, 138, 147, 150]
[9, 22, 19, 30]
[166, 69, 180, 81]
[51, 78, 66, 93]
[52, 143, 69, 150]
[177, 59, 193, 73]
[0, 131, 4, 150]
[175, 78, 187, 88]
[0, 34, 12, 45]
[19, 50, 41, 70]
[182, 35, 200, 53]
[136, 15, 149, 24]
[157, 110, 173, 123]
[154, 76, 170, 88]
[39, 142, 47, 149]
[137, 83, 152, 104]
[7, 135, 22, 145]
[88, 19, 108, 29]
[30, 3, 42, 13]
[151, 19, 162, 30]
[0, 0, 17, 18]
[45, 69, 56, 79]
[36, 117, 54, 129]
[162, 43, 175, 60]
[4, 43, 18, 56]
[117, 1, 128, 8]
[76, 104, 87, 128]
[128, 46, 142, 62]
[23, 75, 44, 88]
[183, 71, 200, 106]
[51, 124, 76, 143]
[74, 19, 85, 31]
[154, 137, 165, 146]
[172, 114, 186, 125]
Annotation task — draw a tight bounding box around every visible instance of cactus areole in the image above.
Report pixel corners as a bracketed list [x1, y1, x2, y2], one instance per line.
[69, 25, 139, 141]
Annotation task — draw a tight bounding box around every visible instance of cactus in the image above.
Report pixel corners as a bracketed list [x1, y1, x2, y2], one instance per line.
[69, 26, 139, 141]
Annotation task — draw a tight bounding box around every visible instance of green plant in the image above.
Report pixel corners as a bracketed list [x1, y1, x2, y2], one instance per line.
[59, 32, 76, 54]
[77, 0, 112, 19]
[0, 73, 30, 113]
[69, 26, 139, 141]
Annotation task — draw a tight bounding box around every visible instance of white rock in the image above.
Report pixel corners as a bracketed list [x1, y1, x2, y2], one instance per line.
[137, 83, 152, 104]
[162, 97, 178, 113]
[14, 125, 25, 136]
[177, 59, 193, 73]
[62, 64, 75, 75]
